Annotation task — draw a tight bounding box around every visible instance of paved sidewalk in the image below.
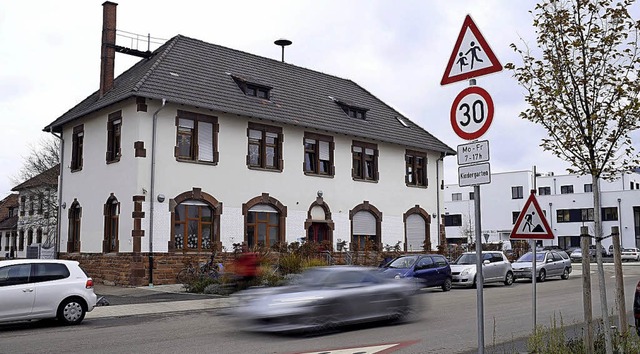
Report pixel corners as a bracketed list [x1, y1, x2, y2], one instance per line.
[87, 284, 234, 319]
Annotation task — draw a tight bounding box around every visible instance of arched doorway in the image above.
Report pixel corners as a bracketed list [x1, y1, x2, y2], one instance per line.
[304, 194, 334, 249]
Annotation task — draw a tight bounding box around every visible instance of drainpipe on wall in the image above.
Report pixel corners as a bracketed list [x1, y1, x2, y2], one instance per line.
[149, 99, 167, 287]
[49, 127, 64, 258]
[436, 152, 448, 248]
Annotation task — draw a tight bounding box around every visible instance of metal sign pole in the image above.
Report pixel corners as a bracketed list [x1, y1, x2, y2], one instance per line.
[474, 184, 484, 353]
[531, 240, 537, 333]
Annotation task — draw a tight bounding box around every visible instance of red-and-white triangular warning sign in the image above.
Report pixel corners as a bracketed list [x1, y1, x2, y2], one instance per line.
[441, 15, 503, 85]
[510, 191, 555, 240]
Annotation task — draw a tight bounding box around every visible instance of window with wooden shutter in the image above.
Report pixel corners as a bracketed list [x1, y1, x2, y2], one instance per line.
[303, 132, 334, 176]
[71, 125, 84, 171]
[106, 111, 122, 163]
[174, 110, 218, 164]
[406, 214, 426, 252]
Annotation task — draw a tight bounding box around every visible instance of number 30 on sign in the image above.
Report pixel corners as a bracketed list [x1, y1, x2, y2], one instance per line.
[450, 86, 494, 140]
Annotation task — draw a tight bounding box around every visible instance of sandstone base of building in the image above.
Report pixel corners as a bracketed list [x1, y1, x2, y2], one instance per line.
[60, 253, 218, 287]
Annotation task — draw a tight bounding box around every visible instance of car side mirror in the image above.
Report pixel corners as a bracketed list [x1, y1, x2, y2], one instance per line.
[483, 260, 490, 265]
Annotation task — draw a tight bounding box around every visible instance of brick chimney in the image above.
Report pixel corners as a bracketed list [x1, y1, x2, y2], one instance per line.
[100, 1, 118, 97]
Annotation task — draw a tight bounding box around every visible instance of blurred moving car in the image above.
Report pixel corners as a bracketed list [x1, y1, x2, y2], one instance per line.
[450, 251, 514, 288]
[622, 248, 640, 262]
[634, 280, 640, 336]
[229, 266, 419, 333]
[0, 259, 97, 325]
[512, 251, 572, 282]
[380, 254, 452, 291]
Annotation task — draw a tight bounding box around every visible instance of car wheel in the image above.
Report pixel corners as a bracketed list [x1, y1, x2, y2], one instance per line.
[504, 271, 514, 286]
[561, 267, 570, 280]
[537, 269, 546, 282]
[57, 297, 87, 325]
[442, 278, 452, 292]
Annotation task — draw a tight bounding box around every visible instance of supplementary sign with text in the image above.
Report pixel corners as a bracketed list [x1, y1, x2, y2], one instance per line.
[458, 162, 491, 187]
[457, 140, 489, 165]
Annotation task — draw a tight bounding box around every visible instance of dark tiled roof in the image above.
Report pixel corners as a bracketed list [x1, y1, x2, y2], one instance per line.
[0, 215, 17, 231]
[0, 194, 18, 221]
[45, 35, 455, 154]
[11, 164, 60, 191]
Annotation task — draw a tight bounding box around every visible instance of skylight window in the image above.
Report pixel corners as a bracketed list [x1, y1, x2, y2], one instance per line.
[396, 116, 409, 127]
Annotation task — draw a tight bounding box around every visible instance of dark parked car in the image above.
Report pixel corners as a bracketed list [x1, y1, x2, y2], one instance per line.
[229, 266, 419, 333]
[381, 254, 452, 291]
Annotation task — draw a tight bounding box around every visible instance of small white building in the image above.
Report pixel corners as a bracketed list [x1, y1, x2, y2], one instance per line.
[42, 3, 455, 285]
[443, 169, 640, 250]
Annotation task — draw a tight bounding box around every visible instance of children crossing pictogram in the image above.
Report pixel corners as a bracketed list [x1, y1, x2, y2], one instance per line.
[441, 15, 503, 85]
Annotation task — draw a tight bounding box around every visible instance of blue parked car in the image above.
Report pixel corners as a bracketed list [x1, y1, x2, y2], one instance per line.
[381, 254, 452, 291]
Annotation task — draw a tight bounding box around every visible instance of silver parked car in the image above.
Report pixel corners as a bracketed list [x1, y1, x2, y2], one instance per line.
[0, 259, 97, 325]
[229, 266, 419, 333]
[450, 251, 514, 288]
[512, 251, 572, 282]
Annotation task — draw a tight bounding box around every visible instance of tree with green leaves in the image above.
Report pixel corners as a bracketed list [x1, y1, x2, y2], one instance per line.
[506, 0, 640, 352]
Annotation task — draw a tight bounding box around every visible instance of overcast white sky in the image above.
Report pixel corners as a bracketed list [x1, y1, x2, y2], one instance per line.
[1, 0, 638, 199]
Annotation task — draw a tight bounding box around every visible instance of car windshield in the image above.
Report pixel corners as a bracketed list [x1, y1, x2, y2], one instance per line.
[516, 252, 545, 262]
[386, 256, 418, 269]
[454, 254, 477, 265]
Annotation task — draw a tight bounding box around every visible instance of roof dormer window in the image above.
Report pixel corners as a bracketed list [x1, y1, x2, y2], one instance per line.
[231, 74, 271, 100]
[330, 96, 368, 120]
[342, 106, 367, 119]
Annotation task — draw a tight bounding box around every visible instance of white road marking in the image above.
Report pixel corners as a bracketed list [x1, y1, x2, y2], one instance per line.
[296, 343, 400, 354]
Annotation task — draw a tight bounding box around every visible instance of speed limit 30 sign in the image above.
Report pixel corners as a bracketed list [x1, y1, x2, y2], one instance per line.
[450, 86, 494, 140]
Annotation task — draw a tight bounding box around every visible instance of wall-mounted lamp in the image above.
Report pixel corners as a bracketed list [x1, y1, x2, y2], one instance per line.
[317, 190, 323, 198]
[61, 202, 67, 209]
[157, 194, 165, 203]
[432, 213, 437, 219]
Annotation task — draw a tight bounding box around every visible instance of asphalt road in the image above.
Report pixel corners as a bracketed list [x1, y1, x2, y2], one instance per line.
[1, 264, 639, 354]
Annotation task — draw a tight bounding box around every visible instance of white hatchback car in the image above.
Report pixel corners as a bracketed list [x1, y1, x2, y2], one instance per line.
[0, 259, 97, 325]
[450, 251, 514, 288]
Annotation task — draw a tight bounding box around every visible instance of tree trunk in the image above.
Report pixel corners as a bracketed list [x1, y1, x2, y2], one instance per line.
[581, 226, 594, 354]
[612, 226, 627, 341]
[593, 175, 613, 354]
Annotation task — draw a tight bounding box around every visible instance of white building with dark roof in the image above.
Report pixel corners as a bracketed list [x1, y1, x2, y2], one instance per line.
[43, 2, 455, 285]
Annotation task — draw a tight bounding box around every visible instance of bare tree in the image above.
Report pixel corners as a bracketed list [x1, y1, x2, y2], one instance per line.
[506, 0, 640, 351]
[12, 136, 60, 185]
[12, 136, 60, 258]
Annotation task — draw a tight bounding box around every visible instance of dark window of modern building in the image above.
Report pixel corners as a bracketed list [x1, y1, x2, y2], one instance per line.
[512, 211, 520, 224]
[511, 186, 524, 199]
[452, 193, 462, 201]
[584, 183, 593, 193]
[469, 192, 474, 200]
[444, 214, 462, 227]
[560, 185, 574, 194]
[538, 186, 551, 195]
[602, 207, 618, 221]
